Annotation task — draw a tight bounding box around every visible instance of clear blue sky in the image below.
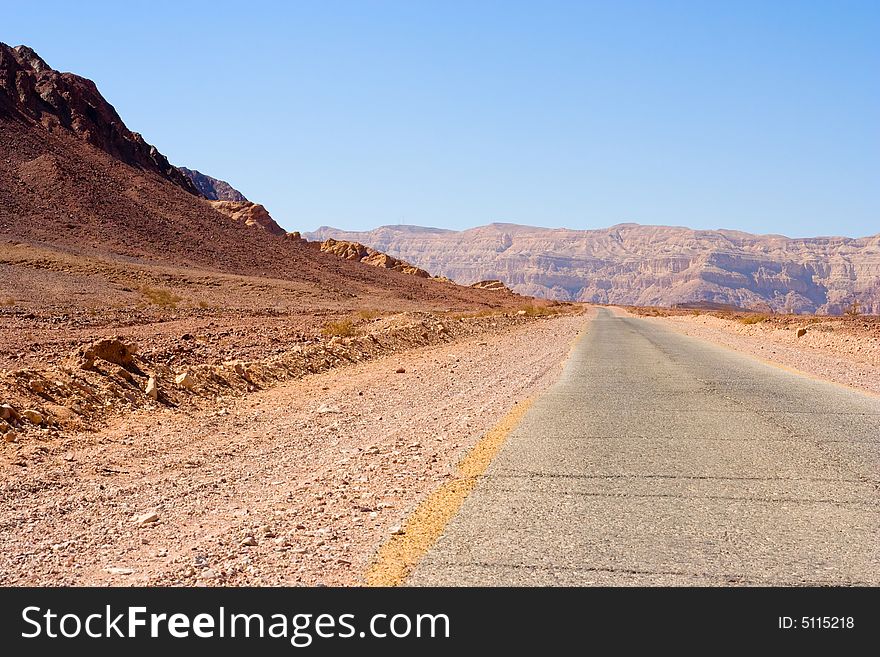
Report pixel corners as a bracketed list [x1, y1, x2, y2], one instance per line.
[6, 0, 879, 237]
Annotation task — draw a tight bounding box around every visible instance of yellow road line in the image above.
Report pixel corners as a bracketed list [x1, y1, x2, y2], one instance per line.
[363, 396, 535, 587]
[364, 310, 594, 587]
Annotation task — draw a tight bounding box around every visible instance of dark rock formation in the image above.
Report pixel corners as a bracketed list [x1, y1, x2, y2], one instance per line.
[178, 168, 247, 202]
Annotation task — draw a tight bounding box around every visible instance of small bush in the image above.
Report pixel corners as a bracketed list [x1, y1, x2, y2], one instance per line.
[138, 285, 182, 308]
[1, 298, 15, 307]
[520, 304, 560, 317]
[739, 314, 766, 325]
[321, 319, 356, 338]
[521, 304, 548, 317]
[844, 301, 862, 316]
[356, 309, 382, 320]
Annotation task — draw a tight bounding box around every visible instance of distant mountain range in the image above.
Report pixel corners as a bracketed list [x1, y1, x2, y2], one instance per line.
[306, 224, 880, 314]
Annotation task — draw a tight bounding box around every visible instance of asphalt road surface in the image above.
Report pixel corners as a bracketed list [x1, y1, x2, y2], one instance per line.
[409, 308, 880, 585]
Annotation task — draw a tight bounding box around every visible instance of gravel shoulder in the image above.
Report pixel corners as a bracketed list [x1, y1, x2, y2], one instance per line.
[628, 310, 880, 397]
[0, 313, 587, 586]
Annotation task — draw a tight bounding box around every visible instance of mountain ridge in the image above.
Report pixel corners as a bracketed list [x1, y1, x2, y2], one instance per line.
[306, 223, 880, 314]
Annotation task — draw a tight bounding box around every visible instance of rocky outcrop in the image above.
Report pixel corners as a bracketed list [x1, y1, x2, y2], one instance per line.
[315, 238, 431, 278]
[470, 280, 512, 293]
[0, 42, 198, 194]
[179, 167, 247, 201]
[307, 223, 880, 315]
[209, 200, 287, 237]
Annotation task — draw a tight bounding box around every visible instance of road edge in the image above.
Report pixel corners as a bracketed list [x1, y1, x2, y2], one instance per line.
[363, 308, 594, 586]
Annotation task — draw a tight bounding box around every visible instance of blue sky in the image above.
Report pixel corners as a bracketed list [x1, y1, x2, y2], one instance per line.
[5, 0, 879, 236]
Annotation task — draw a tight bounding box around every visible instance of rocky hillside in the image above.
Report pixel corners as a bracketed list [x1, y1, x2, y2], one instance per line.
[307, 223, 880, 314]
[179, 167, 247, 202]
[0, 43, 514, 311]
[0, 43, 197, 194]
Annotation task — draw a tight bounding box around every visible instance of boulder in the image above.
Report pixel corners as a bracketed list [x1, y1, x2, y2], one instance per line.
[0, 404, 19, 423]
[21, 409, 43, 425]
[77, 338, 138, 370]
[145, 376, 158, 400]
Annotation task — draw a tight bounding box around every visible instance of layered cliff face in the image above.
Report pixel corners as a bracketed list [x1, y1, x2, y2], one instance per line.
[179, 168, 248, 202]
[306, 224, 880, 314]
[0, 43, 198, 194]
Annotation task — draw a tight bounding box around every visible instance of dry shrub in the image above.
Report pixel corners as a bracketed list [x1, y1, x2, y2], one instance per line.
[138, 285, 182, 308]
[321, 319, 356, 338]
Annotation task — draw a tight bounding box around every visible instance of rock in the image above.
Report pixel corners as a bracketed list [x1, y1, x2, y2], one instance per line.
[395, 367, 406, 374]
[114, 366, 134, 382]
[210, 201, 286, 236]
[225, 360, 252, 381]
[145, 376, 158, 400]
[77, 337, 137, 370]
[179, 168, 247, 202]
[516, 309, 527, 316]
[21, 409, 43, 425]
[135, 512, 159, 525]
[0, 404, 19, 422]
[174, 372, 195, 389]
[317, 238, 431, 277]
[796, 327, 808, 338]
[389, 525, 405, 535]
[3, 430, 17, 443]
[317, 404, 341, 414]
[470, 279, 512, 293]
[240, 536, 257, 546]
[104, 567, 134, 576]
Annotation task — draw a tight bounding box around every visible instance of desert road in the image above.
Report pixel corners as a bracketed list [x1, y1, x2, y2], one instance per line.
[409, 308, 880, 585]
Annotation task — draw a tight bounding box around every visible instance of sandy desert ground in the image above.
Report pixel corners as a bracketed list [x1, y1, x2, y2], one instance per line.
[0, 312, 586, 586]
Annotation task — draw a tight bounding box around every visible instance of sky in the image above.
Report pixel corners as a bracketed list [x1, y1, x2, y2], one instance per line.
[5, 0, 879, 237]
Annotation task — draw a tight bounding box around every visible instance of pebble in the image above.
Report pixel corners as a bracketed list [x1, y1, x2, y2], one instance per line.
[21, 409, 44, 425]
[135, 512, 160, 525]
[105, 567, 134, 575]
[145, 376, 159, 400]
